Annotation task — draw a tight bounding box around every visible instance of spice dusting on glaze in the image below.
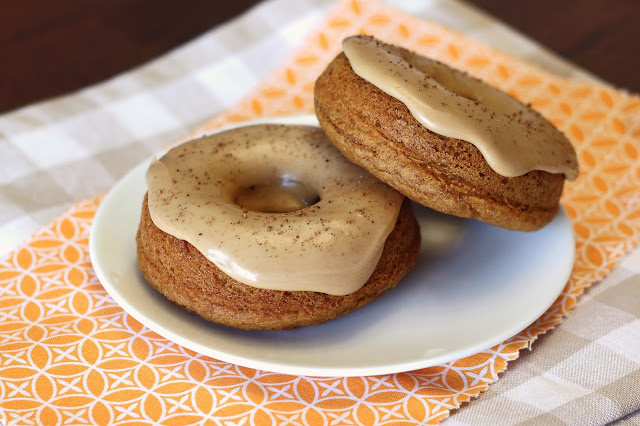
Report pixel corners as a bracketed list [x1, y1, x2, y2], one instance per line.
[342, 35, 579, 180]
[145, 124, 403, 296]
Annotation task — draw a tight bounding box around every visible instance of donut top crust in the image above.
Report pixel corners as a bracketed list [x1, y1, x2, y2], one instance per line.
[342, 35, 579, 181]
[145, 124, 403, 296]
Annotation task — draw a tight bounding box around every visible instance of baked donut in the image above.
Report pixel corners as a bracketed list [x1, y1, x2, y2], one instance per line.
[136, 124, 420, 330]
[314, 35, 579, 231]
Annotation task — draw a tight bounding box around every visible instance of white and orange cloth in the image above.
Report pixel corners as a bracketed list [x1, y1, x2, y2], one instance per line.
[1, 0, 640, 424]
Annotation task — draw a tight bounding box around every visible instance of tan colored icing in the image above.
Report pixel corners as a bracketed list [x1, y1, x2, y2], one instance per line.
[342, 35, 579, 181]
[146, 124, 403, 296]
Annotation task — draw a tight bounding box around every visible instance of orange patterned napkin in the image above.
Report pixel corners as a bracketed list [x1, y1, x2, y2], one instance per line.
[2, 0, 640, 424]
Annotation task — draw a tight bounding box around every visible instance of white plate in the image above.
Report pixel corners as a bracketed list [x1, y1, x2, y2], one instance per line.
[90, 114, 575, 377]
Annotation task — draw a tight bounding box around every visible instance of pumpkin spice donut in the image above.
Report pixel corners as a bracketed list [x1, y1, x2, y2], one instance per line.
[314, 35, 579, 231]
[136, 124, 420, 330]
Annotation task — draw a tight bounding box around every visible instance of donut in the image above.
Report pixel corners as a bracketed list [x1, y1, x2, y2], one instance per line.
[136, 124, 420, 330]
[314, 35, 579, 231]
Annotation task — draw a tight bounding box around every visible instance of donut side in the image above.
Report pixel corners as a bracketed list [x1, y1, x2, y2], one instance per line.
[314, 53, 565, 231]
[136, 194, 420, 330]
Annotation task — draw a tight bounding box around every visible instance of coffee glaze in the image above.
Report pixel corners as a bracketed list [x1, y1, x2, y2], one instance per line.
[146, 124, 403, 296]
[342, 35, 579, 181]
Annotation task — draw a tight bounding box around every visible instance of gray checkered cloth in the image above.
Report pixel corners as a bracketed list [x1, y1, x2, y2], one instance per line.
[449, 248, 640, 425]
[1, 0, 638, 424]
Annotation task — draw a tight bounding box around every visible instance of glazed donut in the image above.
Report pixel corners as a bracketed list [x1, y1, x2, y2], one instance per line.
[136, 124, 420, 330]
[314, 35, 579, 231]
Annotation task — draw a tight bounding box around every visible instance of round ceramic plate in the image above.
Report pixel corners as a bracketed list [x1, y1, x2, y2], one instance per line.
[89, 114, 575, 377]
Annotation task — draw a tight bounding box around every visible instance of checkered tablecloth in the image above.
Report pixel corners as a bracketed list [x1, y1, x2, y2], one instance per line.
[1, 0, 639, 424]
[449, 249, 640, 425]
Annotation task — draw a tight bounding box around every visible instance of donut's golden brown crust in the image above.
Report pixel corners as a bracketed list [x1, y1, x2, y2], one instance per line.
[136, 194, 420, 330]
[314, 52, 566, 231]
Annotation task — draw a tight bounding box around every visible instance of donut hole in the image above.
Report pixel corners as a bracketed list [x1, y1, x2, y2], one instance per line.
[414, 57, 523, 117]
[233, 175, 320, 213]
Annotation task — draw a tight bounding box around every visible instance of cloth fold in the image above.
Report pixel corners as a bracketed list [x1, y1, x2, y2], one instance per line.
[1, 0, 639, 424]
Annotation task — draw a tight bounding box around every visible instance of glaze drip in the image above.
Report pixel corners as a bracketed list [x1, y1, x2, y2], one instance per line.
[145, 124, 403, 295]
[342, 35, 579, 180]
